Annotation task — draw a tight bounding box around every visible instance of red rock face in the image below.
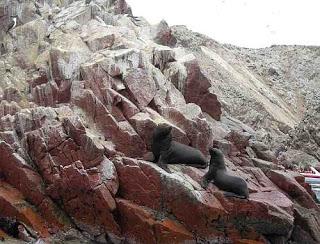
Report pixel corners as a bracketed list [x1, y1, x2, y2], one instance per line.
[161, 104, 214, 154]
[153, 20, 177, 47]
[0, 181, 50, 238]
[165, 58, 222, 121]
[0, 101, 21, 117]
[72, 88, 146, 157]
[183, 60, 220, 117]
[266, 170, 319, 210]
[117, 199, 194, 243]
[0, 141, 66, 233]
[21, 110, 120, 237]
[0, 0, 319, 243]
[113, 157, 298, 242]
[123, 68, 157, 108]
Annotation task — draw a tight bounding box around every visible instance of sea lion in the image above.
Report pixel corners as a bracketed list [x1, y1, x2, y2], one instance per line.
[151, 124, 208, 173]
[201, 148, 249, 199]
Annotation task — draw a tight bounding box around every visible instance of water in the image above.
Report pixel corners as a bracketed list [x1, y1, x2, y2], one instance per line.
[304, 177, 320, 184]
[305, 177, 320, 201]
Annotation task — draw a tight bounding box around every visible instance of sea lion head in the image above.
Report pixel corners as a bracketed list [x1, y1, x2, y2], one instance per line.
[153, 123, 173, 142]
[209, 148, 225, 169]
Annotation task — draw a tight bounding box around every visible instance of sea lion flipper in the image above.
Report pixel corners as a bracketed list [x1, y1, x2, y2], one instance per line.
[159, 162, 171, 173]
[153, 154, 159, 163]
[201, 171, 213, 189]
[200, 178, 209, 189]
[223, 191, 247, 199]
[158, 155, 171, 173]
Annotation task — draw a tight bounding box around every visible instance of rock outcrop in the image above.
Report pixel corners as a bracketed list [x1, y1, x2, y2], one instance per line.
[0, 0, 319, 243]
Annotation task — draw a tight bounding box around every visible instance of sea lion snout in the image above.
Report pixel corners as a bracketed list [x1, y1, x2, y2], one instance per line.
[209, 148, 220, 155]
[208, 148, 225, 168]
[209, 148, 223, 158]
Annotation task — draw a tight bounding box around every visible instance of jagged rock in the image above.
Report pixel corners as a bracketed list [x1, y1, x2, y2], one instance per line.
[250, 140, 277, 162]
[221, 115, 256, 135]
[294, 174, 318, 199]
[4, 19, 47, 65]
[106, 88, 140, 119]
[98, 157, 119, 196]
[117, 199, 194, 243]
[161, 103, 213, 154]
[0, 182, 49, 239]
[266, 170, 319, 210]
[252, 158, 284, 171]
[27, 69, 49, 89]
[2, 87, 22, 103]
[293, 204, 320, 243]
[82, 24, 116, 52]
[226, 130, 252, 155]
[0, 0, 319, 242]
[122, 68, 156, 108]
[212, 138, 233, 155]
[291, 225, 318, 244]
[113, 0, 132, 15]
[31, 81, 58, 106]
[152, 68, 187, 109]
[129, 107, 190, 150]
[114, 157, 295, 242]
[0, 141, 66, 231]
[51, 1, 92, 26]
[165, 55, 222, 120]
[153, 20, 177, 47]
[287, 104, 320, 161]
[8, 106, 121, 239]
[151, 45, 175, 71]
[71, 85, 146, 157]
[99, 48, 143, 76]
[0, 101, 21, 117]
[278, 148, 319, 170]
[51, 161, 120, 237]
[50, 33, 91, 83]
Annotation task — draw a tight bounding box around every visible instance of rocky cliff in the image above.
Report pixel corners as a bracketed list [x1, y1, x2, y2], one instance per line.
[0, 0, 320, 243]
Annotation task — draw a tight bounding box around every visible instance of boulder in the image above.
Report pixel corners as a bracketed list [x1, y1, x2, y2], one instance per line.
[122, 68, 156, 108]
[71, 86, 146, 157]
[293, 204, 320, 243]
[165, 56, 222, 120]
[52, 161, 120, 237]
[50, 34, 91, 84]
[250, 140, 277, 162]
[129, 108, 190, 150]
[153, 20, 177, 47]
[117, 199, 194, 243]
[151, 45, 175, 71]
[0, 101, 21, 117]
[3, 87, 22, 103]
[161, 103, 213, 154]
[114, 157, 295, 241]
[266, 170, 319, 210]
[252, 158, 284, 171]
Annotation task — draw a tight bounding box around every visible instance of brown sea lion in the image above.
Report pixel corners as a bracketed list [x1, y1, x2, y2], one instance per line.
[202, 148, 249, 199]
[151, 124, 208, 173]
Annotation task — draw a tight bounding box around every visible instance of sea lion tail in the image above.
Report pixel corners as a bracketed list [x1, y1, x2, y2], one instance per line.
[223, 192, 247, 199]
